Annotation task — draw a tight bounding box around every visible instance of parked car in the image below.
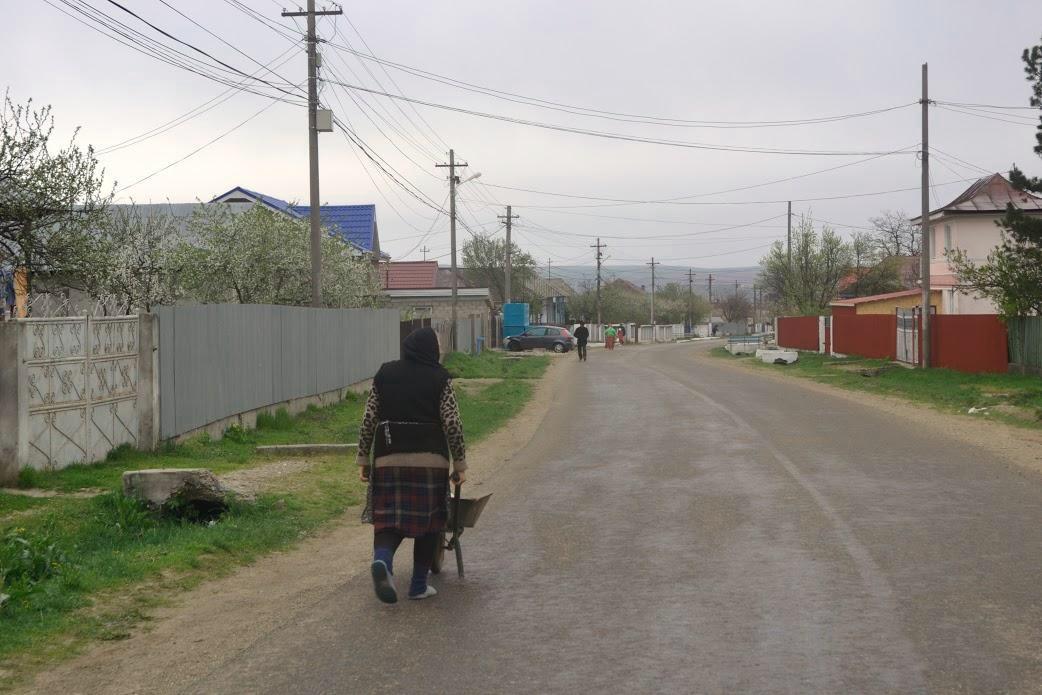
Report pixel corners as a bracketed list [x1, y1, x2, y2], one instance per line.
[505, 325, 574, 353]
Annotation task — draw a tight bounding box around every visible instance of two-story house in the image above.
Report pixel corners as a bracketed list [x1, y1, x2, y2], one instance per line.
[913, 173, 1042, 314]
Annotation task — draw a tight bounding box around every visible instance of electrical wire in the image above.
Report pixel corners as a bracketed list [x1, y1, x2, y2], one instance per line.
[324, 79, 916, 157]
[97, 44, 300, 154]
[323, 38, 917, 129]
[935, 104, 1039, 127]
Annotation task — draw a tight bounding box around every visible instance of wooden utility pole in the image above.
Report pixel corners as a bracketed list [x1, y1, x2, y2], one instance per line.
[282, 1, 342, 307]
[498, 205, 519, 303]
[647, 257, 660, 324]
[920, 63, 932, 368]
[436, 149, 468, 351]
[421, 245, 430, 261]
[591, 238, 606, 324]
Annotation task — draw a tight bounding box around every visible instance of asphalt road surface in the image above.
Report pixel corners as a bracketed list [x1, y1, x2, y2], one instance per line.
[199, 342, 1042, 694]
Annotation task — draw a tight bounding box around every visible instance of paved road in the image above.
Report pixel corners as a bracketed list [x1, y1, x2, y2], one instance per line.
[201, 342, 1042, 694]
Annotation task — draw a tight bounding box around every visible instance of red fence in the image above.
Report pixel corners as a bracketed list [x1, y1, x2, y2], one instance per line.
[832, 314, 897, 360]
[776, 313, 1010, 373]
[776, 316, 819, 351]
[933, 315, 1009, 373]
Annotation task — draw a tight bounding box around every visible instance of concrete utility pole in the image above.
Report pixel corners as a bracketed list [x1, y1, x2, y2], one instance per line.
[282, 1, 342, 307]
[920, 62, 932, 369]
[686, 268, 695, 329]
[421, 245, 430, 261]
[647, 257, 660, 324]
[787, 200, 793, 268]
[436, 149, 468, 351]
[591, 238, 606, 324]
[707, 273, 714, 304]
[498, 205, 519, 303]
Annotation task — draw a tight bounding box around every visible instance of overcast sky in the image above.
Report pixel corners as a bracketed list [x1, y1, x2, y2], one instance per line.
[6, 1, 1042, 287]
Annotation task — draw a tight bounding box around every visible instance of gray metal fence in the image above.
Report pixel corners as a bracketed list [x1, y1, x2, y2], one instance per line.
[155, 305, 399, 439]
[1008, 316, 1042, 374]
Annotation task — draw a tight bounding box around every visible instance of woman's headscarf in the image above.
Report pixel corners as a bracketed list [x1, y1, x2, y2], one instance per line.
[402, 327, 443, 369]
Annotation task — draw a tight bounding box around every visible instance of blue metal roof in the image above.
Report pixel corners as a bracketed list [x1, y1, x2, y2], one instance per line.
[292, 204, 377, 253]
[210, 186, 301, 218]
[210, 187, 381, 255]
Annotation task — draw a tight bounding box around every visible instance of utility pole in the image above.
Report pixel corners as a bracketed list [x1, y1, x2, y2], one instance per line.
[647, 257, 660, 324]
[591, 238, 606, 324]
[282, 1, 342, 307]
[421, 245, 430, 261]
[686, 268, 695, 329]
[498, 205, 519, 303]
[436, 149, 468, 351]
[547, 258, 552, 281]
[787, 201, 793, 268]
[735, 280, 740, 296]
[707, 273, 714, 304]
[920, 62, 932, 369]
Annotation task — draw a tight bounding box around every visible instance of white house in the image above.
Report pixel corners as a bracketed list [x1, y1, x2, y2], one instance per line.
[912, 173, 1042, 314]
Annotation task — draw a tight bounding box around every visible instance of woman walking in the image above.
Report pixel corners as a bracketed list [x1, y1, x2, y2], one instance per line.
[357, 327, 467, 603]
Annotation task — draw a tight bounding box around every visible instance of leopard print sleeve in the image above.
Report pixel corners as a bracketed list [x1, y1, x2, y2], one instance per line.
[356, 387, 380, 467]
[440, 380, 467, 472]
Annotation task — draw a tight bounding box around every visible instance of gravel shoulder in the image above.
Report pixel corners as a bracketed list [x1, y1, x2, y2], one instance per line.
[20, 357, 572, 695]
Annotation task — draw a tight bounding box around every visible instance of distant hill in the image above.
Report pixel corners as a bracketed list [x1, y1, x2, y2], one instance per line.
[540, 265, 761, 297]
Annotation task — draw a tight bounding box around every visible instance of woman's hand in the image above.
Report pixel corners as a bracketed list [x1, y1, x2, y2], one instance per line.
[451, 470, 466, 485]
[359, 466, 370, 483]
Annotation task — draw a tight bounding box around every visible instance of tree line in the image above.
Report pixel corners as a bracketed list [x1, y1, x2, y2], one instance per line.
[0, 93, 382, 313]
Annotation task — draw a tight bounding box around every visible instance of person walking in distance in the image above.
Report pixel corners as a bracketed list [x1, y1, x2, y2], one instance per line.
[574, 320, 590, 362]
[604, 324, 617, 351]
[357, 327, 467, 603]
[616, 324, 626, 346]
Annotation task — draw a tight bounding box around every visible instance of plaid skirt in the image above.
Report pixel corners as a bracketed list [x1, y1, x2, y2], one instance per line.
[364, 466, 449, 538]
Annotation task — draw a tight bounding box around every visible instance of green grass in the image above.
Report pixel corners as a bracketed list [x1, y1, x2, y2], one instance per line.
[444, 350, 550, 379]
[711, 347, 1042, 427]
[0, 365, 544, 688]
[0, 493, 51, 518]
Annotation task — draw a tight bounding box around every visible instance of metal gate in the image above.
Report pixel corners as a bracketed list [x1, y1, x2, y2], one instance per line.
[24, 315, 140, 469]
[896, 307, 935, 365]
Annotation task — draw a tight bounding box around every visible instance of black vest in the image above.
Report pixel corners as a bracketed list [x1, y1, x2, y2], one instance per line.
[372, 359, 450, 459]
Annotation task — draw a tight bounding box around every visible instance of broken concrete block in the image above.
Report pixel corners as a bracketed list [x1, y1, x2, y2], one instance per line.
[122, 468, 229, 516]
[755, 348, 798, 365]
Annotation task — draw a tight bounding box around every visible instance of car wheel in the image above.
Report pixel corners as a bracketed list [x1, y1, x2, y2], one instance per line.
[552, 342, 565, 353]
[508, 341, 521, 352]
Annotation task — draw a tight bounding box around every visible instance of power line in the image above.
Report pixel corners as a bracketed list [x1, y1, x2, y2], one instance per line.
[97, 44, 300, 154]
[324, 79, 915, 157]
[323, 37, 917, 129]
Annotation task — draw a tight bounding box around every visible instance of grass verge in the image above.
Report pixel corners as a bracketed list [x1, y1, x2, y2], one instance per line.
[1, 350, 545, 688]
[444, 349, 550, 379]
[711, 347, 1042, 428]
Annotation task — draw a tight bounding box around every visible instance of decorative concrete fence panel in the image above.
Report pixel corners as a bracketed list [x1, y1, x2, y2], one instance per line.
[655, 325, 674, 342]
[0, 315, 156, 483]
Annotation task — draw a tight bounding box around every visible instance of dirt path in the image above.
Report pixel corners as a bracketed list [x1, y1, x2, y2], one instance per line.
[702, 346, 1042, 477]
[21, 358, 571, 695]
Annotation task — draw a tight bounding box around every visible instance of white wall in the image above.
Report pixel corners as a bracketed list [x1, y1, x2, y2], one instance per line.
[928, 214, 1001, 314]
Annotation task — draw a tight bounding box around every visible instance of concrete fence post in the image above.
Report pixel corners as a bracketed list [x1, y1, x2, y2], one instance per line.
[137, 313, 159, 452]
[0, 321, 22, 485]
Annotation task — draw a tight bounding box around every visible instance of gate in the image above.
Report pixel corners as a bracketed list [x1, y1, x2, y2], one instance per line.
[24, 315, 140, 469]
[896, 308, 918, 365]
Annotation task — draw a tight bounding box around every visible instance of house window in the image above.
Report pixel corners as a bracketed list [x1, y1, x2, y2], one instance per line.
[411, 306, 433, 319]
[944, 224, 952, 253]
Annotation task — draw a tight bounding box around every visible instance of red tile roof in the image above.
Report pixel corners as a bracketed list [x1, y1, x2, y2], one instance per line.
[379, 261, 439, 289]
